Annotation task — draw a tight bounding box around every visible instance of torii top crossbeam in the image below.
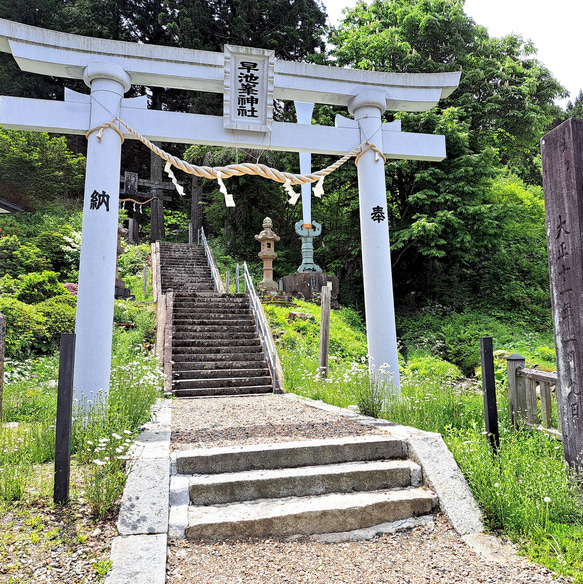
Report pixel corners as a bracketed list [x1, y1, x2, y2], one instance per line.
[0, 19, 459, 111]
[0, 18, 460, 404]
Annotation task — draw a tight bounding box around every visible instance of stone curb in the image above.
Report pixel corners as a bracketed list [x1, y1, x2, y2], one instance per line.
[105, 398, 173, 584]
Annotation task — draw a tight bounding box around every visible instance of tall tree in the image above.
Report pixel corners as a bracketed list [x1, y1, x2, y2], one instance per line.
[324, 0, 565, 310]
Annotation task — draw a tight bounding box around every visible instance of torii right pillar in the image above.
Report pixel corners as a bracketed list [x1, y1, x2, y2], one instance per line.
[349, 91, 400, 395]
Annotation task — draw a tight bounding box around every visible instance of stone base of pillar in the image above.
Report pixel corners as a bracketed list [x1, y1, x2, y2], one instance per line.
[279, 273, 339, 308]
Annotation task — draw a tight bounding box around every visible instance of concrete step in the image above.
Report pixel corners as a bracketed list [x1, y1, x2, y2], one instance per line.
[172, 332, 259, 343]
[173, 359, 266, 371]
[176, 436, 406, 475]
[173, 385, 273, 398]
[174, 376, 272, 391]
[173, 316, 255, 332]
[185, 488, 434, 539]
[173, 324, 256, 334]
[189, 459, 422, 505]
[174, 367, 269, 380]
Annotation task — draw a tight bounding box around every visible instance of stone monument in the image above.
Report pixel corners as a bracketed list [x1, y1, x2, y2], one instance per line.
[541, 118, 583, 470]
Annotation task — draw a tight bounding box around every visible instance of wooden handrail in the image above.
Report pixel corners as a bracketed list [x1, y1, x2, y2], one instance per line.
[507, 354, 560, 439]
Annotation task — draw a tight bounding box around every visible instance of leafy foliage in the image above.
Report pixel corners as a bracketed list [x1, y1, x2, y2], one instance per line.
[0, 296, 48, 358]
[14, 271, 69, 305]
[0, 235, 49, 279]
[323, 0, 564, 314]
[0, 128, 85, 209]
[35, 295, 76, 349]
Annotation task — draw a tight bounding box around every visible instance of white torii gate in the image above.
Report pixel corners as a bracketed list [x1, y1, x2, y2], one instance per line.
[0, 19, 460, 404]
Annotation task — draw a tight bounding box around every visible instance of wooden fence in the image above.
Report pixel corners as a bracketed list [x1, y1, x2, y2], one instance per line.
[507, 354, 562, 440]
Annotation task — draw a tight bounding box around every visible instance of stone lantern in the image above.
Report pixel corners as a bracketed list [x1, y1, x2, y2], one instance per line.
[255, 217, 280, 292]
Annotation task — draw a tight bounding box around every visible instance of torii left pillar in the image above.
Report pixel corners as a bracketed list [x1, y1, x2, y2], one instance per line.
[74, 62, 131, 407]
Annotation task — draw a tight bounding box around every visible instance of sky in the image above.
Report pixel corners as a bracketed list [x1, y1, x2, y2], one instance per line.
[322, 0, 583, 109]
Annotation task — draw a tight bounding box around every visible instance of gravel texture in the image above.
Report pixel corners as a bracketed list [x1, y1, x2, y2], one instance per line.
[167, 394, 570, 584]
[0, 465, 117, 584]
[168, 515, 568, 584]
[170, 394, 382, 451]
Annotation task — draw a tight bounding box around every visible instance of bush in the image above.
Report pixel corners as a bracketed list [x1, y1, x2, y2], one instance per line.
[34, 230, 81, 279]
[35, 295, 76, 349]
[0, 235, 49, 278]
[0, 297, 47, 357]
[118, 243, 150, 278]
[15, 271, 69, 304]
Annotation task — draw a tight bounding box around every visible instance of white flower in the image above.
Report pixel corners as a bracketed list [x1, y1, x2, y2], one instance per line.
[494, 483, 499, 488]
[93, 460, 106, 466]
[112, 433, 122, 440]
[544, 497, 551, 503]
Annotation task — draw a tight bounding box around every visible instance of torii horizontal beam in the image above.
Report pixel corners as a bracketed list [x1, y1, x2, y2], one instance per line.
[0, 94, 446, 160]
[0, 18, 460, 112]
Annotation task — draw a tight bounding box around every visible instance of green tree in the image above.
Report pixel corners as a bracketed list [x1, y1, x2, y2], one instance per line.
[0, 128, 86, 209]
[565, 90, 583, 119]
[326, 0, 564, 311]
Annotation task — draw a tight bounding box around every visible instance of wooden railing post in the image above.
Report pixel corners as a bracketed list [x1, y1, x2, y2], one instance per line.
[540, 381, 553, 428]
[507, 353, 526, 429]
[527, 378, 539, 425]
[318, 286, 331, 378]
[0, 312, 5, 422]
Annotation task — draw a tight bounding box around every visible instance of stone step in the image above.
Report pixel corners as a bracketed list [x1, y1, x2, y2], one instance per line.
[163, 272, 210, 277]
[173, 316, 256, 332]
[162, 262, 207, 266]
[173, 359, 265, 371]
[174, 376, 272, 391]
[172, 331, 259, 343]
[173, 339, 263, 350]
[173, 310, 252, 319]
[176, 436, 406, 475]
[163, 284, 215, 291]
[189, 460, 422, 506]
[185, 488, 434, 539]
[172, 351, 264, 362]
[162, 273, 213, 278]
[172, 309, 251, 318]
[173, 385, 273, 398]
[173, 297, 248, 305]
[174, 367, 269, 380]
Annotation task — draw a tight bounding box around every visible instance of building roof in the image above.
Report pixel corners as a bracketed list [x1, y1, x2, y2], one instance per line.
[0, 199, 25, 214]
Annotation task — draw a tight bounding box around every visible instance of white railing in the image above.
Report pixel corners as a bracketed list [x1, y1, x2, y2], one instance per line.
[243, 262, 283, 393]
[198, 227, 225, 293]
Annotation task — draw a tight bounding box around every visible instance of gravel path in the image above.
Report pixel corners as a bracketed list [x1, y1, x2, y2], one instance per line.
[170, 394, 382, 451]
[167, 395, 570, 584]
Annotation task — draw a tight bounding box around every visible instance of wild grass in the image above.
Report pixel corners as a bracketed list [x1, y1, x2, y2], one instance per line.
[269, 302, 583, 582]
[1, 311, 163, 516]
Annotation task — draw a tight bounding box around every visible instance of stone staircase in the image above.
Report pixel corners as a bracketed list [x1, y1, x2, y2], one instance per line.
[173, 435, 436, 539]
[158, 242, 273, 397]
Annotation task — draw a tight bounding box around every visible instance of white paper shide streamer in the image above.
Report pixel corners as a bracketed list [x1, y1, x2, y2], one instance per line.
[283, 178, 300, 205]
[217, 171, 235, 207]
[164, 161, 185, 196]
